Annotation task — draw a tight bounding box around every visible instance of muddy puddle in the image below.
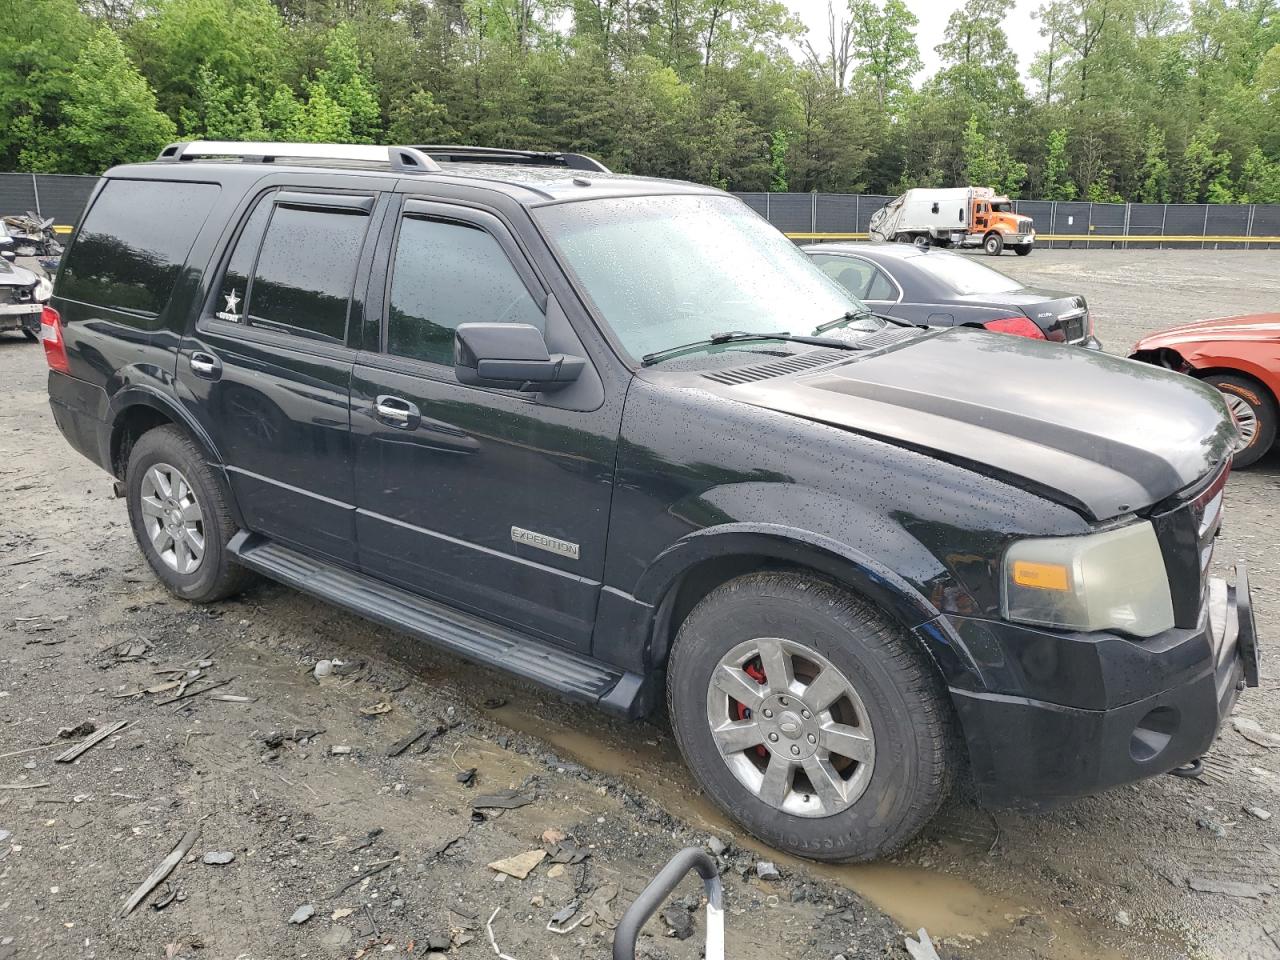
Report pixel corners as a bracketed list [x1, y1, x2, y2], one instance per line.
[486, 697, 1133, 960]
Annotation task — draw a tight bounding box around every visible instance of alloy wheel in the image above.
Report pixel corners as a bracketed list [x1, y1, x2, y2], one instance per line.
[706, 637, 875, 818]
[139, 462, 206, 575]
[1222, 391, 1258, 451]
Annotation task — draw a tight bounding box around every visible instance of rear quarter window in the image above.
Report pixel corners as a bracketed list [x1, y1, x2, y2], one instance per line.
[56, 179, 220, 328]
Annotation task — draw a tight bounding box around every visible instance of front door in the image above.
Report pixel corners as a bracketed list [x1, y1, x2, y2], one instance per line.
[179, 187, 379, 565]
[350, 199, 620, 651]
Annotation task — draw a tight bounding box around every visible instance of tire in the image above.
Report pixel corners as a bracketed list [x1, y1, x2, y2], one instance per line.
[22, 328, 39, 342]
[125, 424, 253, 603]
[983, 233, 1004, 256]
[912, 234, 932, 251]
[666, 572, 956, 862]
[1013, 245, 1032, 257]
[1205, 374, 1277, 469]
[893, 233, 911, 245]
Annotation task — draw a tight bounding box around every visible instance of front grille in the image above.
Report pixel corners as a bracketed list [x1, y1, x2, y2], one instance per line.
[1150, 461, 1229, 628]
[0, 284, 35, 305]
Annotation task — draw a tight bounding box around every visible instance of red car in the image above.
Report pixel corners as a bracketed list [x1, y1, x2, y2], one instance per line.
[1131, 313, 1280, 467]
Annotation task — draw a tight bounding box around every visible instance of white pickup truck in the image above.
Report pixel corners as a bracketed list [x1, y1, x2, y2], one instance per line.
[869, 186, 1035, 256]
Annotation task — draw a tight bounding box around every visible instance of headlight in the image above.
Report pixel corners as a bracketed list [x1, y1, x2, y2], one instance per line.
[35, 277, 52, 301]
[1001, 522, 1174, 637]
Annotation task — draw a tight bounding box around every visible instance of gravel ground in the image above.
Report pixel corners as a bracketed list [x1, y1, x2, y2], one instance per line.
[1, 249, 1278, 960]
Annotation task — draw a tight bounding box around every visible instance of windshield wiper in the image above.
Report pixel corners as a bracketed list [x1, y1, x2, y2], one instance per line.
[641, 330, 858, 367]
[814, 309, 924, 334]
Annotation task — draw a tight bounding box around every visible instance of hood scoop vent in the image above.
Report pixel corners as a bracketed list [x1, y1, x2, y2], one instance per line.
[703, 349, 849, 386]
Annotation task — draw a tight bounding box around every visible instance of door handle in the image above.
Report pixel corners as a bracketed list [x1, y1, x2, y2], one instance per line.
[374, 395, 418, 426]
[189, 352, 221, 380]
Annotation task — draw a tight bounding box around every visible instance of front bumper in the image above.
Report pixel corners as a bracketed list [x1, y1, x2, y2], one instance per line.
[948, 567, 1257, 807]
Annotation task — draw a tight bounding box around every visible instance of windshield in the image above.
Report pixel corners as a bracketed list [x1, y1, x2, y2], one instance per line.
[912, 252, 1023, 296]
[535, 195, 877, 361]
[993, 202, 1012, 213]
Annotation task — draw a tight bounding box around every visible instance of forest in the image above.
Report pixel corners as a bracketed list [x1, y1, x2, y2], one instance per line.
[0, 0, 1277, 202]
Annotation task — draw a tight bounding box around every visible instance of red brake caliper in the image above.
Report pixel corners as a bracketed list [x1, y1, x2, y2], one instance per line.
[736, 662, 770, 758]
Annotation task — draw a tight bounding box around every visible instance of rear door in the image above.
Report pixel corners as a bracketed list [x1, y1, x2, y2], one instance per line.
[349, 198, 619, 651]
[178, 187, 381, 565]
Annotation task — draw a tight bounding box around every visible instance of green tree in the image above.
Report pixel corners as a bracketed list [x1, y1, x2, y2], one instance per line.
[962, 114, 1028, 195]
[1237, 147, 1280, 202]
[312, 22, 382, 143]
[849, 0, 922, 110]
[55, 27, 177, 173]
[1042, 127, 1078, 199]
[768, 128, 790, 191]
[1136, 123, 1170, 202]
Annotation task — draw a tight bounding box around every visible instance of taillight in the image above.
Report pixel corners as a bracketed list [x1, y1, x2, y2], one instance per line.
[982, 316, 1046, 339]
[41, 305, 70, 373]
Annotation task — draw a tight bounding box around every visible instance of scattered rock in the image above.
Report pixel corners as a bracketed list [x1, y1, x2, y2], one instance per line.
[488, 849, 546, 880]
[1196, 817, 1227, 838]
[57, 721, 96, 740]
[331, 907, 355, 920]
[456, 768, 477, 787]
[330, 745, 352, 755]
[289, 904, 316, 924]
[313, 660, 333, 679]
[358, 701, 392, 717]
[707, 836, 728, 857]
[201, 851, 234, 865]
[905, 928, 942, 960]
[755, 861, 781, 881]
[662, 905, 694, 940]
[1187, 877, 1276, 899]
[541, 828, 566, 845]
[1245, 806, 1272, 821]
[547, 864, 567, 880]
[1232, 717, 1280, 749]
[1116, 910, 1132, 927]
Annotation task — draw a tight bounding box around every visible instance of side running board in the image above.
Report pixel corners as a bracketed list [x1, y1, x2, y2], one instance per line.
[228, 532, 649, 717]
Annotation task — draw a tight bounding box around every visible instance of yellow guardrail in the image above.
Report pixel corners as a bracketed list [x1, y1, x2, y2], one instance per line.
[789, 232, 1280, 243]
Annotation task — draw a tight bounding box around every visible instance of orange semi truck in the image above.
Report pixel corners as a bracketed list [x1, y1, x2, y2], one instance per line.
[869, 187, 1035, 256]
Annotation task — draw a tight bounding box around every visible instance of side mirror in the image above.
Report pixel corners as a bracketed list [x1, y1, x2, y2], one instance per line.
[454, 323, 585, 393]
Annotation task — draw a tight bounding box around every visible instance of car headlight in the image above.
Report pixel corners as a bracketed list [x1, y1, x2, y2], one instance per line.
[35, 277, 52, 301]
[1001, 522, 1174, 637]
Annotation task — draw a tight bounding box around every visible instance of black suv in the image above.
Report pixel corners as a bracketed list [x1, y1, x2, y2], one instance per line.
[44, 142, 1259, 861]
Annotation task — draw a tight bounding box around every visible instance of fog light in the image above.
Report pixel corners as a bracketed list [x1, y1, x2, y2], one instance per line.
[1130, 706, 1179, 762]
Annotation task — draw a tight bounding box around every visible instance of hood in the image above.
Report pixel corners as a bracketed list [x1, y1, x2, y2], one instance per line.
[0, 259, 38, 287]
[711, 327, 1234, 520]
[1135, 313, 1280, 350]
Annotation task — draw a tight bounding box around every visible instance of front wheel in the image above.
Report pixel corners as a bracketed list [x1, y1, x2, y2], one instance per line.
[666, 573, 956, 862]
[983, 233, 1004, 256]
[1013, 245, 1033, 257]
[1206, 374, 1277, 468]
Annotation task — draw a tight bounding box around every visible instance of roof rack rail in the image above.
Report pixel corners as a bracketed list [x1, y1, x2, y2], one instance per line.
[414, 145, 611, 174]
[156, 141, 443, 174]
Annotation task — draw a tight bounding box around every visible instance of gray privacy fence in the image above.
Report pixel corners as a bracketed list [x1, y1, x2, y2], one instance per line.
[736, 193, 1280, 249]
[5, 172, 1279, 249]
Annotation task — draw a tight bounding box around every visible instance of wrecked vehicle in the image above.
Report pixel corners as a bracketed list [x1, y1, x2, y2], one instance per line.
[1131, 313, 1280, 468]
[3, 212, 64, 258]
[44, 141, 1258, 861]
[0, 255, 49, 340]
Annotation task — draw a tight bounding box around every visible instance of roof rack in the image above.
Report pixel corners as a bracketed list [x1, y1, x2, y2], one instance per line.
[414, 145, 611, 174]
[156, 141, 443, 174]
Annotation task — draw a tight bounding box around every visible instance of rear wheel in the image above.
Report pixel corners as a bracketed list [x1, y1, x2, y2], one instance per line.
[1205, 374, 1277, 468]
[666, 572, 956, 862]
[125, 425, 253, 602]
[912, 234, 932, 251]
[983, 232, 1004, 256]
[893, 233, 911, 245]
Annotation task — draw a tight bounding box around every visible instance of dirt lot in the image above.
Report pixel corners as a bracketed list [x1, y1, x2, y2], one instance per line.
[1, 249, 1278, 960]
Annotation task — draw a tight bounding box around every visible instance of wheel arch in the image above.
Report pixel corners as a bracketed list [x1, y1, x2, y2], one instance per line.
[106, 387, 221, 479]
[633, 524, 968, 687]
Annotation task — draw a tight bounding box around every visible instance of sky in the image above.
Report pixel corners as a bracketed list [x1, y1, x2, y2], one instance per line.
[783, 0, 1044, 85]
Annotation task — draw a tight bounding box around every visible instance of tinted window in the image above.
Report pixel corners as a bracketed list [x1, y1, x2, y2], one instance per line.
[57, 179, 219, 327]
[387, 216, 543, 366]
[214, 196, 273, 323]
[813, 255, 876, 299]
[245, 203, 368, 343]
[867, 269, 897, 301]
